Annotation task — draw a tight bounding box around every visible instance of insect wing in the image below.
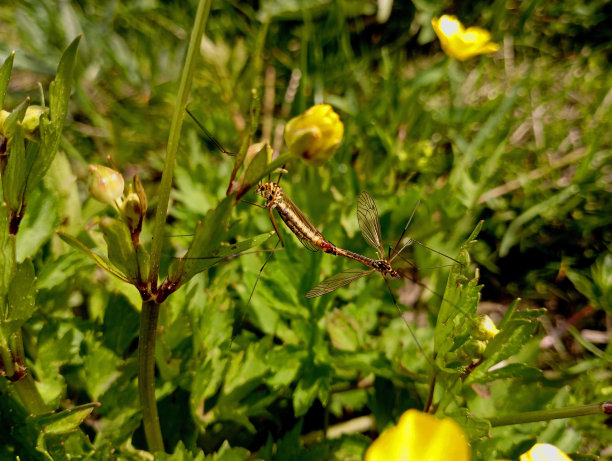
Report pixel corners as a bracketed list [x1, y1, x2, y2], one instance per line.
[280, 192, 325, 252]
[306, 268, 374, 298]
[357, 191, 384, 255]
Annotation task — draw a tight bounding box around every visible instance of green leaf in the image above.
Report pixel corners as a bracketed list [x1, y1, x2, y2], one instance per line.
[466, 319, 539, 384]
[1, 259, 36, 338]
[3, 120, 27, 212]
[168, 195, 236, 285]
[100, 217, 140, 284]
[293, 364, 332, 417]
[499, 185, 579, 257]
[0, 202, 14, 298]
[57, 231, 130, 283]
[466, 363, 543, 384]
[35, 403, 98, 436]
[446, 408, 491, 439]
[27, 36, 80, 194]
[2, 98, 29, 137]
[434, 221, 483, 363]
[15, 185, 59, 262]
[326, 308, 360, 352]
[169, 230, 274, 285]
[0, 51, 15, 110]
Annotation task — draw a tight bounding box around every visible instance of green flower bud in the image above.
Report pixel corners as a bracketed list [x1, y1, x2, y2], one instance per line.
[284, 104, 343, 166]
[88, 164, 125, 206]
[122, 188, 142, 233]
[460, 339, 487, 361]
[21, 105, 48, 141]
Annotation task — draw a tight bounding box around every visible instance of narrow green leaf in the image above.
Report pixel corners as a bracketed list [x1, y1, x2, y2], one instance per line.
[0, 51, 15, 109]
[49, 36, 81, 129]
[100, 218, 139, 284]
[169, 230, 274, 284]
[1, 259, 36, 338]
[2, 98, 29, 138]
[35, 403, 98, 436]
[466, 363, 543, 384]
[499, 185, 579, 257]
[3, 122, 27, 212]
[497, 298, 519, 330]
[168, 194, 235, 285]
[56, 231, 130, 283]
[27, 36, 80, 193]
[0, 202, 14, 298]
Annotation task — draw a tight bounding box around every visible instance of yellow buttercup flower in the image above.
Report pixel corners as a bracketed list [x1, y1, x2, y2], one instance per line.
[365, 409, 470, 461]
[284, 104, 343, 166]
[431, 15, 500, 61]
[519, 443, 572, 461]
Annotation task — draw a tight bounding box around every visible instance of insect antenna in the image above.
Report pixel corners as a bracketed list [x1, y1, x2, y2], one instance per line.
[186, 108, 237, 157]
[389, 199, 421, 260]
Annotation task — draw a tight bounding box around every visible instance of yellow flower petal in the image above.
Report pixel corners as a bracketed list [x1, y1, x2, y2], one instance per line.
[284, 104, 343, 166]
[365, 409, 470, 461]
[431, 15, 500, 61]
[519, 443, 572, 461]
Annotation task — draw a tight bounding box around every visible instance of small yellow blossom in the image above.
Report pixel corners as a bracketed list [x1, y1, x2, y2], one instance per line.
[431, 15, 499, 61]
[520, 443, 572, 461]
[474, 315, 500, 340]
[88, 164, 125, 206]
[365, 409, 470, 461]
[284, 104, 343, 166]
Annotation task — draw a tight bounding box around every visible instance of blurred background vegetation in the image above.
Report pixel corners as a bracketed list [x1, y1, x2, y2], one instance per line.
[0, 0, 610, 459]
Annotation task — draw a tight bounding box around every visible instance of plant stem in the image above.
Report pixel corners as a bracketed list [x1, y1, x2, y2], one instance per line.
[488, 401, 612, 427]
[11, 330, 48, 415]
[147, 0, 212, 290]
[14, 373, 48, 415]
[138, 299, 164, 453]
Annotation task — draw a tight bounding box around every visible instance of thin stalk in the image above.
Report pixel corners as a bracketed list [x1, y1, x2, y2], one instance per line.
[488, 401, 612, 427]
[139, 0, 211, 452]
[138, 299, 163, 452]
[11, 330, 48, 415]
[147, 0, 212, 290]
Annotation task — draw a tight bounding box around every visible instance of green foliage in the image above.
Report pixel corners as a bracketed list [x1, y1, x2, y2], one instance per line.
[0, 0, 610, 460]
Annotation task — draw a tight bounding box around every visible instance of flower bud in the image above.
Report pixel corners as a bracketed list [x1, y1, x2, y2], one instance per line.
[460, 339, 487, 361]
[21, 105, 48, 141]
[284, 104, 343, 166]
[122, 187, 143, 233]
[431, 15, 499, 61]
[88, 164, 125, 206]
[0, 110, 9, 136]
[472, 315, 500, 341]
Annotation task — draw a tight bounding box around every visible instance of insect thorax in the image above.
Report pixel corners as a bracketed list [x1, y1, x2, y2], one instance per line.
[257, 182, 281, 206]
[372, 260, 392, 271]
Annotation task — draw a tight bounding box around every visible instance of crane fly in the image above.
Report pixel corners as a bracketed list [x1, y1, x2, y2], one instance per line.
[304, 191, 462, 355]
[306, 191, 459, 298]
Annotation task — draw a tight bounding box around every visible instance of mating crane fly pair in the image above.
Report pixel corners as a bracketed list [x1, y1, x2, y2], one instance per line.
[186, 109, 461, 332]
